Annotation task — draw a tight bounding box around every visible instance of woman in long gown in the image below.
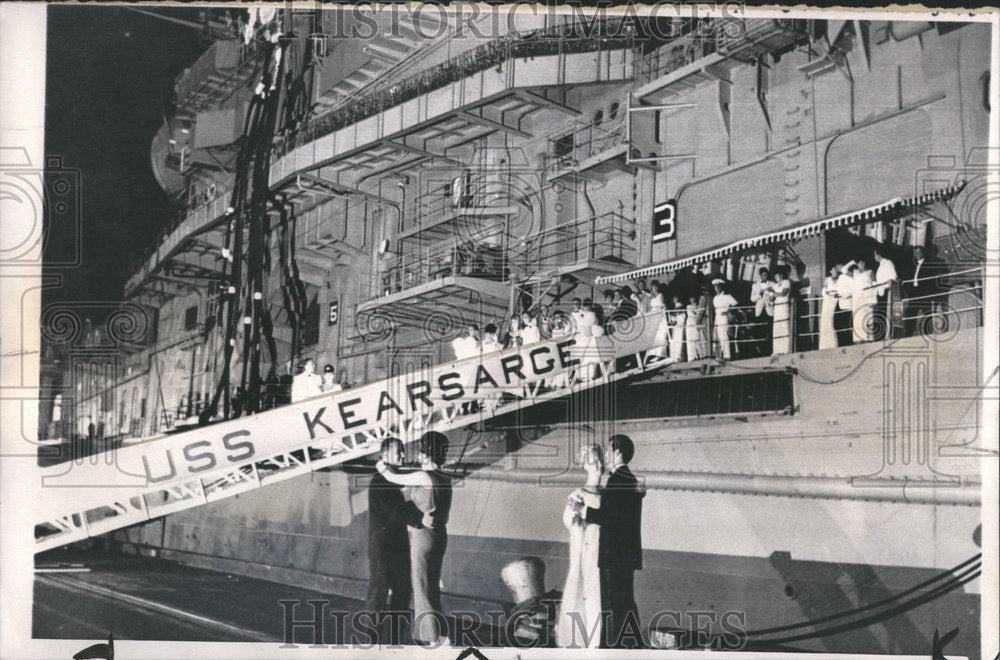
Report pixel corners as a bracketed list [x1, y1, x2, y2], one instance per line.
[573, 303, 601, 382]
[646, 283, 669, 363]
[376, 435, 452, 647]
[480, 323, 502, 354]
[518, 311, 543, 396]
[632, 280, 653, 315]
[685, 293, 708, 360]
[772, 267, 793, 355]
[549, 313, 573, 391]
[667, 295, 687, 363]
[819, 266, 841, 350]
[520, 311, 542, 345]
[507, 315, 522, 349]
[852, 260, 878, 343]
[555, 445, 604, 649]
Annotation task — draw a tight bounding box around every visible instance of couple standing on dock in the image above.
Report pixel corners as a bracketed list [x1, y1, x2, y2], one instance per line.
[367, 431, 452, 646]
[557, 434, 646, 650]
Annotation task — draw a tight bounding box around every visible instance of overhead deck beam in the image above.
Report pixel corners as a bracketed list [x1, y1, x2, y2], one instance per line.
[455, 111, 532, 138]
[515, 90, 581, 116]
[295, 173, 398, 206]
[381, 140, 465, 167]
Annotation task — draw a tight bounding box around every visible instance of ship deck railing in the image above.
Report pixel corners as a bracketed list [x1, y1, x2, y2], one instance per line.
[641, 266, 985, 365]
[636, 22, 719, 87]
[273, 21, 636, 159]
[399, 175, 516, 237]
[174, 39, 262, 116]
[375, 225, 514, 299]
[89, 267, 985, 470]
[372, 210, 638, 301]
[544, 113, 629, 175]
[519, 211, 638, 275]
[124, 177, 234, 295]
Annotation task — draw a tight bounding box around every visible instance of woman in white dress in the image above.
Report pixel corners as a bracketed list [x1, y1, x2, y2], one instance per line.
[819, 265, 841, 350]
[632, 279, 653, 315]
[573, 302, 601, 382]
[517, 311, 543, 397]
[646, 283, 669, 363]
[851, 259, 878, 343]
[520, 311, 542, 346]
[555, 445, 604, 649]
[507, 315, 522, 349]
[772, 267, 793, 355]
[480, 322, 502, 354]
[548, 313, 573, 391]
[685, 293, 708, 360]
[667, 295, 687, 363]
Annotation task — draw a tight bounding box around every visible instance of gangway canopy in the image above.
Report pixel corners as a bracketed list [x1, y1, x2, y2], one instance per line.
[597, 182, 966, 285]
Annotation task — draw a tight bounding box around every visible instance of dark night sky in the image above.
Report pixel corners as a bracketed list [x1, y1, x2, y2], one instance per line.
[43, 6, 208, 310]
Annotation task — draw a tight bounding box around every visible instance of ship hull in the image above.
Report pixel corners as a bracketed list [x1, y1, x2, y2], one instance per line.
[110, 326, 985, 656]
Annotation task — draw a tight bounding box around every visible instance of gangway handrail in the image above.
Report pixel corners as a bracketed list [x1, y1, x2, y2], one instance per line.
[35, 309, 670, 554]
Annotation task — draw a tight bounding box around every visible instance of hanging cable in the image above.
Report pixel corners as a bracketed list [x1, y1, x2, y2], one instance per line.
[727, 554, 982, 650]
[205, 30, 276, 421]
[744, 553, 981, 639]
[745, 561, 980, 647]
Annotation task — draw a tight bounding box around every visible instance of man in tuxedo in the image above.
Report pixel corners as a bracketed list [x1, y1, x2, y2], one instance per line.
[903, 245, 948, 336]
[366, 437, 419, 644]
[571, 434, 645, 648]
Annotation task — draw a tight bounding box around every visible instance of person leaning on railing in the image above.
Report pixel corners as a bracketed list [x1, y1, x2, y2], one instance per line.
[711, 279, 739, 360]
[872, 245, 899, 340]
[666, 295, 687, 363]
[750, 267, 775, 357]
[771, 266, 793, 355]
[819, 264, 842, 350]
[645, 283, 670, 364]
[902, 244, 948, 336]
[685, 291, 709, 361]
[847, 260, 877, 344]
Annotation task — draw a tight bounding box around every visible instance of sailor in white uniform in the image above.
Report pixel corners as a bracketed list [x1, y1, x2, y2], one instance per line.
[711, 279, 739, 360]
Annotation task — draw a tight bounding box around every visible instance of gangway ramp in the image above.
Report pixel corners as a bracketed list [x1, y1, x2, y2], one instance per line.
[36, 314, 671, 554]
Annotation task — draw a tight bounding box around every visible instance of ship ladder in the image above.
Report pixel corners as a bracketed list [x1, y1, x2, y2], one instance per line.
[34, 312, 673, 554]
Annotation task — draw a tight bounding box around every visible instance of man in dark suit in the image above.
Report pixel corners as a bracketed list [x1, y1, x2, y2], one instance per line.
[571, 434, 645, 649]
[366, 437, 418, 644]
[902, 245, 949, 336]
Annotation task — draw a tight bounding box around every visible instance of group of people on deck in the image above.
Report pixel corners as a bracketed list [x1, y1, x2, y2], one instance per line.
[818, 244, 944, 348]
[442, 240, 948, 370]
[366, 431, 646, 650]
